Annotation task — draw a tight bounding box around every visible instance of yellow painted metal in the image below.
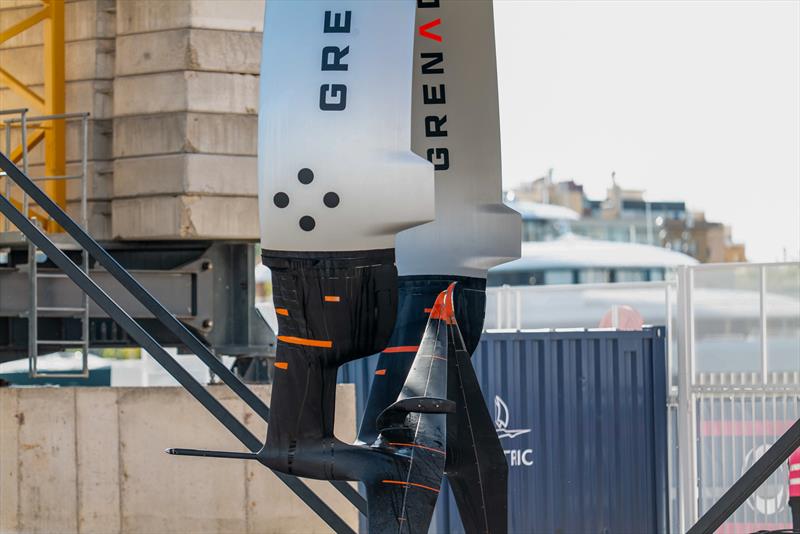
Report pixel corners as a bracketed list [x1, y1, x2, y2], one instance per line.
[0, 7, 48, 44]
[9, 128, 44, 164]
[0, 0, 66, 233]
[0, 67, 45, 109]
[42, 0, 65, 232]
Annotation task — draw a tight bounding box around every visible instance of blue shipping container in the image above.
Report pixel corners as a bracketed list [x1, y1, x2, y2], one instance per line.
[339, 327, 669, 534]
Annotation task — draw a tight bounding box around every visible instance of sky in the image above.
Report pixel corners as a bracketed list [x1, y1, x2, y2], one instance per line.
[493, 0, 800, 262]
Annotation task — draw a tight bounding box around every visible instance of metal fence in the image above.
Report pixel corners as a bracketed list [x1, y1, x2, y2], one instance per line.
[674, 263, 800, 533]
[482, 261, 800, 533]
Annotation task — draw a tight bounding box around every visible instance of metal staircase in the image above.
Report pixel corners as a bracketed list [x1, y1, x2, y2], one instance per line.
[27, 236, 90, 377]
[1, 108, 91, 377]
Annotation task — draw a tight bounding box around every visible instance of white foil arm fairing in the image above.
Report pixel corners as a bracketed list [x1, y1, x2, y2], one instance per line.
[396, 0, 521, 278]
[258, 0, 435, 253]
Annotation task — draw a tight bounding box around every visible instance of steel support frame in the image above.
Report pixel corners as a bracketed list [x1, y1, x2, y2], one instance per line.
[0, 153, 363, 532]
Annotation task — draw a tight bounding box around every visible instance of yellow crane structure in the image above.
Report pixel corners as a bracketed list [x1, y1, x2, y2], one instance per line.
[0, 0, 65, 232]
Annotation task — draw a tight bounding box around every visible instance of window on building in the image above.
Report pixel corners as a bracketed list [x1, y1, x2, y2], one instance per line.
[615, 269, 647, 282]
[578, 269, 610, 284]
[543, 270, 574, 285]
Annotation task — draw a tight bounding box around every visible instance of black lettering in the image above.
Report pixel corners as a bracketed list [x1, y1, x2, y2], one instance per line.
[417, 0, 440, 7]
[320, 84, 347, 111]
[423, 84, 446, 105]
[425, 115, 447, 137]
[324, 10, 351, 33]
[420, 52, 444, 75]
[321, 46, 349, 71]
[426, 148, 449, 170]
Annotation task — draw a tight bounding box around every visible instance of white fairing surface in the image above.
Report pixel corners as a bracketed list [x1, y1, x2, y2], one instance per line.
[396, 0, 521, 278]
[258, 0, 434, 253]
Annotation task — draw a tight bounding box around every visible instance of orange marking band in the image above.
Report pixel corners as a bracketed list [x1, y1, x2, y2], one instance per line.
[276, 308, 289, 316]
[324, 296, 340, 302]
[277, 335, 333, 349]
[374, 369, 387, 376]
[383, 346, 419, 354]
[274, 362, 288, 370]
[381, 480, 440, 494]
[424, 307, 432, 313]
[387, 442, 445, 455]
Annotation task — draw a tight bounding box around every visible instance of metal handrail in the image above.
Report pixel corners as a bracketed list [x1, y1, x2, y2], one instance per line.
[4, 111, 90, 123]
[2, 108, 27, 231]
[1, 111, 90, 231]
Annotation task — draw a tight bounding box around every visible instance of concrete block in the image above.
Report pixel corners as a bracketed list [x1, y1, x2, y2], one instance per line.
[16, 388, 79, 533]
[118, 386, 248, 533]
[244, 384, 359, 533]
[113, 112, 256, 158]
[0, 389, 19, 533]
[66, 160, 113, 201]
[1, 119, 112, 166]
[114, 71, 258, 116]
[21, 159, 113, 201]
[117, 0, 264, 35]
[113, 153, 256, 198]
[0, 386, 359, 534]
[116, 28, 260, 76]
[68, 199, 112, 240]
[0, 38, 115, 85]
[75, 388, 121, 534]
[0, 0, 40, 10]
[0, 0, 115, 48]
[111, 194, 258, 240]
[0, 80, 113, 119]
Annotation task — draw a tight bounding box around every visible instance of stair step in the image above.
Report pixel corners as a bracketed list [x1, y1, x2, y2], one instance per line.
[36, 306, 87, 314]
[36, 272, 69, 278]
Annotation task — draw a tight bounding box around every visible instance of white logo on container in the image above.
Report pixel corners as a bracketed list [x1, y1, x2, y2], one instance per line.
[495, 395, 534, 467]
[494, 395, 532, 439]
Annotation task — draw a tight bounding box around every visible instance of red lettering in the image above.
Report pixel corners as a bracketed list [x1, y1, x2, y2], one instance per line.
[419, 19, 442, 42]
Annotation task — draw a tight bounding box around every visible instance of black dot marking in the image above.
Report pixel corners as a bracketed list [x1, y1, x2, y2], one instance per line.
[297, 168, 314, 185]
[323, 192, 340, 208]
[273, 192, 289, 208]
[299, 216, 315, 231]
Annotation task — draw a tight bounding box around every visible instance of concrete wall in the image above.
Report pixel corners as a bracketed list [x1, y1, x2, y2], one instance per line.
[0, 385, 358, 533]
[110, 0, 263, 240]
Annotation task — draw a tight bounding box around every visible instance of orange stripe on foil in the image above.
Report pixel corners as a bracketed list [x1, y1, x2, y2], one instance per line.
[324, 296, 340, 302]
[383, 346, 419, 354]
[424, 307, 432, 313]
[274, 362, 288, 370]
[276, 308, 289, 316]
[381, 479, 440, 494]
[374, 369, 387, 376]
[387, 442, 445, 455]
[277, 335, 333, 349]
